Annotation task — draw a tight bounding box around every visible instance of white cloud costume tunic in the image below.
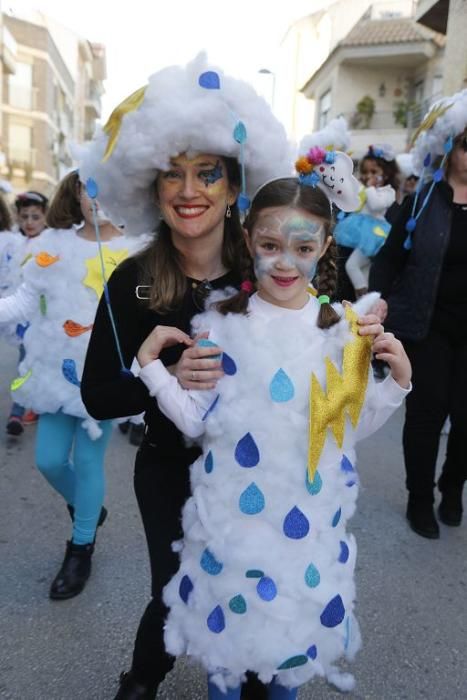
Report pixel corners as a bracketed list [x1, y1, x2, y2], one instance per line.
[140, 293, 409, 691]
[0, 227, 143, 438]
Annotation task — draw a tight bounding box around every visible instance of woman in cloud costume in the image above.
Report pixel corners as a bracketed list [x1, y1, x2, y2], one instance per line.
[0, 171, 145, 599]
[136, 164, 411, 695]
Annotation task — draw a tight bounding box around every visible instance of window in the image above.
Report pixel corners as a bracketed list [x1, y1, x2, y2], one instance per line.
[318, 90, 332, 129]
[9, 62, 33, 110]
[8, 123, 33, 165]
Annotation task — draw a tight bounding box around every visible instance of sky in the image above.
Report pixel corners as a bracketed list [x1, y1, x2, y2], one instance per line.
[5, 0, 329, 121]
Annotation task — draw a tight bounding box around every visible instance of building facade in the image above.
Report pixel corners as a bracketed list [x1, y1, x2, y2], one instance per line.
[0, 10, 105, 196]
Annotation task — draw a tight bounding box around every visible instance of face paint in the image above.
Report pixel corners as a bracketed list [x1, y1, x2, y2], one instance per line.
[200, 160, 224, 187]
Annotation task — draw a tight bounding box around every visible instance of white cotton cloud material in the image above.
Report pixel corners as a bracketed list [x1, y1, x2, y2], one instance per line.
[396, 153, 415, 179]
[298, 117, 352, 155]
[11, 227, 148, 439]
[163, 294, 390, 691]
[0, 231, 33, 346]
[412, 89, 467, 174]
[76, 53, 293, 236]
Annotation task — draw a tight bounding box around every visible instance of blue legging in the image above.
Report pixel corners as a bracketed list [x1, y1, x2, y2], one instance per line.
[35, 412, 112, 545]
[208, 676, 298, 700]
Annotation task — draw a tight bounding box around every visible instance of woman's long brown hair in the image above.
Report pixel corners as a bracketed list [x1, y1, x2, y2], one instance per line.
[46, 171, 83, 229]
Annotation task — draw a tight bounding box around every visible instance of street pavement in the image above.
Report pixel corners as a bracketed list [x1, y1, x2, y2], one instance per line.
[0, 339, 466, 700]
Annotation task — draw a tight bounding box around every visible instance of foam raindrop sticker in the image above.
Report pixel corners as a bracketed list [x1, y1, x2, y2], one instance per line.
[85, 177, 99, 199]
[179, 574, 193, 604]
[237, 193, 250, 212]
[269, 368, 295, 402]
[202, 394, 219, 421]
[207, 605, 225, 633]
[197, 338, 221, 358]
[256, 576, 277, 601]
[39, 294, 47, 315]
[235, 433, 260, 467]
[199, 71, 220, 90]
[338, 540, 349, 564]
[10, 369, 32, 392]
[306, 470, 322, 495]
[63, 320, 93, 337]
[277, 655, 308, 670]
[200, 548, 223, 575]
[222, 352, 237, 376]
[233, 121, 247, 144]
[320, 595, 345, 628]
[15, 322, 29, 340]
[307, 645, 317, 660]
[245, 569, 264, 579]
[62, 359, 80, 387]
[35, 252, 59, 268]
[283, 506, 310, 539]
[229, 595, 247, 614]
[332, 507, 342, 527]
[341, 455, 356, 487]
[204, 451, 214, 474]
[239, 482, 265, 515]
[305, 563, 320, 588]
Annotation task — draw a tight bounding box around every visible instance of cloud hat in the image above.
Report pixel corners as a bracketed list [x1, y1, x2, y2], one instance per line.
[76, 53, 292, 236]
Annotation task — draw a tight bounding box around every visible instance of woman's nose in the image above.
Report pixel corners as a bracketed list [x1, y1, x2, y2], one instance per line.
[180, 173, 198, 199]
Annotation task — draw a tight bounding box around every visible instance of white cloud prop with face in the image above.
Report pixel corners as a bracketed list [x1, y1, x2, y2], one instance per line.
[315, 153, 360, 213]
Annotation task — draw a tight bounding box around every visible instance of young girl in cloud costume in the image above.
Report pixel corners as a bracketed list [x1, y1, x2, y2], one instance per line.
[333, 144, 398, 296]
[0, 171, 146, 599]
[136, 157, 411, 697]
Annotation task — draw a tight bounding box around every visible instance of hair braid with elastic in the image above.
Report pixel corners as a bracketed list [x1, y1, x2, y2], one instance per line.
[216, 233, 256, 315]
[316, 236, 341, 329]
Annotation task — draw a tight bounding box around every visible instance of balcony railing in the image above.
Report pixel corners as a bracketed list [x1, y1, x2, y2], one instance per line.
[340, 98, 441, 131]
[8, 147, 37, 168]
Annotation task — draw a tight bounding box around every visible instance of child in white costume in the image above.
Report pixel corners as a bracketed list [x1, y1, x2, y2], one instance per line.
[0, 171, 146, 600]
[136, 173, 411, 697]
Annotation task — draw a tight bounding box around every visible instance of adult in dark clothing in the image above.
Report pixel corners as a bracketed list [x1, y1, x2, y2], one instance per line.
[369, 113, 467, 540]
[78, 56, 290, 699]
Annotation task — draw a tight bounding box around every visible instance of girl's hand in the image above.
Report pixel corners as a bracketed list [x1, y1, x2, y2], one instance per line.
[137, 326, 193, 368]
[372, 332, 411, 388]
[174, 332, 224, 391]
[357, 312, 384, 339]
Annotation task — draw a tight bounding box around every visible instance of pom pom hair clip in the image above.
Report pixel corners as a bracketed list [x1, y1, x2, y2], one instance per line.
[240, 280, 254, 293]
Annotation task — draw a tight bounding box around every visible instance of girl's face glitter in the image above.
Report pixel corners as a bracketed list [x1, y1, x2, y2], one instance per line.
[249, 206, 329, 309]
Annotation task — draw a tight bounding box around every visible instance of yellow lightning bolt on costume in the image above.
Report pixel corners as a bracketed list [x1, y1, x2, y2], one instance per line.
[410, 102, 453, 146]
[308, 306, 373, 481]
[101, 86, 147, 162]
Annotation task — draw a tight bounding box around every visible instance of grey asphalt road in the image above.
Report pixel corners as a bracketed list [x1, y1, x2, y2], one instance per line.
[0, 339, 466, 700]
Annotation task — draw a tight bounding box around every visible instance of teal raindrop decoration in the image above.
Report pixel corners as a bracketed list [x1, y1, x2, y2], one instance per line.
[269, 368, 295, 402]
[239, 482, 265, 515]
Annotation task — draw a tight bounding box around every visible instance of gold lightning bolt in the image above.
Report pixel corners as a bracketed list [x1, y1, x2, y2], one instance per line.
[102, 86, 147, 162]
[83, 245, 128, 299]
[308, 306, 373, 481]
[410, 102, 453, 146]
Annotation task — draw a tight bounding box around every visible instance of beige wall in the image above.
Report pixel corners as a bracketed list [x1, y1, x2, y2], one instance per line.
[442, 0, 467, 94]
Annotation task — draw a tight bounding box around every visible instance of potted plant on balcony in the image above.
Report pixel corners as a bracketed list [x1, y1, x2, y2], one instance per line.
[351, 95, 375, 129]
[393, 100, 417, 128]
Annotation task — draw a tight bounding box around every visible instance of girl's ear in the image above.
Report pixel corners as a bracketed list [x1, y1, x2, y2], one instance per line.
[318, 234, 332, 261]
[243, 227, 253, 256]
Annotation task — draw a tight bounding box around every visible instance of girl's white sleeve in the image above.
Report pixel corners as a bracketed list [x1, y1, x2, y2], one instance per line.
[139, 360, 216, 438]
[0, 282, 37, 323]
[364, 185, 396, 215]
[356, 372, 411, 442]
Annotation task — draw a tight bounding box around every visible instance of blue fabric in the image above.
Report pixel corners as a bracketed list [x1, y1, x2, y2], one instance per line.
[35, 412, 112, 544]
[207, 677, 298, 700]
[334, 212, 390, 257]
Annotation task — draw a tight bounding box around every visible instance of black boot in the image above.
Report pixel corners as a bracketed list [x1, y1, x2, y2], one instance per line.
[114, 671, 156, 700]
[66, 504, 108, 528]
[241, 672, 268, 700]
[438, 483, 464, 526]
[406, 496, 439, 539]
[49, 540, 94, 600]
[129, 423, 145, 447]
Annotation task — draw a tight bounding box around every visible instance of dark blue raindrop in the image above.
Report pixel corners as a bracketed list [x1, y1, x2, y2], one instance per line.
[207, 605, 225, 633]
[320, 595, 345, 628]
[235, 433, 260, 467]
[283, 506, 310, 539]
[179, 575, 193, 604]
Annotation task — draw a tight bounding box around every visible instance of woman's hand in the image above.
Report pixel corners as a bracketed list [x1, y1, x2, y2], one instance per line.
[372, 332, 411, 389]
[357, 312, 384, 339]
[137, 326, 193, 368]
[174, 333, 224, 391]
[369, 298, 388, 323]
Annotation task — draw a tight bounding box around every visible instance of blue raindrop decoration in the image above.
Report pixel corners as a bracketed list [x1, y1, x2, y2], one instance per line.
[332, 508, 342, 527]
[305, 563, 320, 588]
[433, 168, 444, 183]
[340, 455, 354, 473]
[235, 433, 260, 467]
[62, 359, 80, 387]
[207, 605, 225, 633]
[202, 394, 220, 421]
[320, 595, 345, 628]
[277, 655, 308, 670]
[179, 575, 194, 604]
[197, 338, 221, 358]
[200, 548, 223, 575]
[283, 506, 310, 539]
[269, 368, 295, 402]
[256, 576, 277, 601]
[199, 71, 220, 90]
[237, 193, 251, 212]
[239, 482, 265, 515]
[222, 352, 237, 375]
[204, 451, 214, 474]
[306, 470, 322, 495]
[85, 177, 98, 199]
[245, 569, 264, 579]
[233, 121, 247, 144]
[229, 595, 247, 614]
[307, 645, 317, 660]
[338, 540, 350, 564]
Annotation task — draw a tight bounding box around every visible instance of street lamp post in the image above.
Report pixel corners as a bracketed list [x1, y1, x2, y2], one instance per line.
[258, 68, 276, 111]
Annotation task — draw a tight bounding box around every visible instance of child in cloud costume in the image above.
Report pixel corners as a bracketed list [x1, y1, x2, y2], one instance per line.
[136, 148, 411, 696]
[0, 171, 146, 600]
